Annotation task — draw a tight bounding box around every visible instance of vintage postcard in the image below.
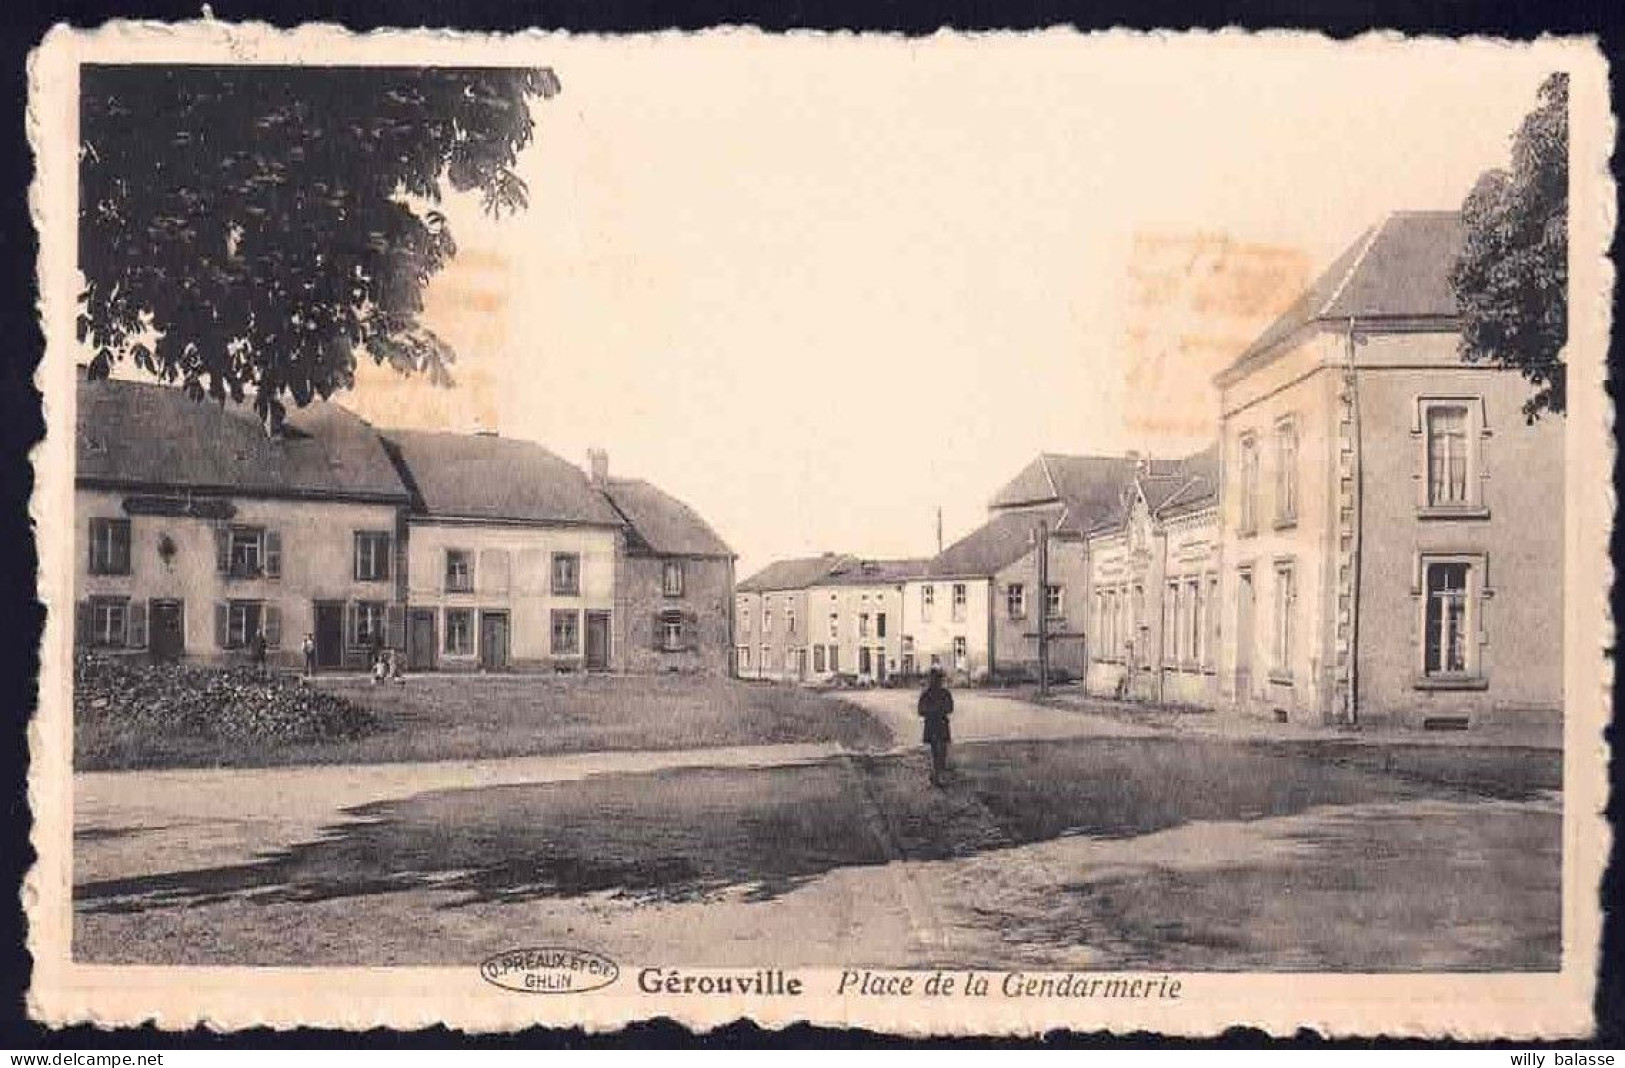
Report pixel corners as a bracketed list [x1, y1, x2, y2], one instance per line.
[24, 23, 1615, 1038]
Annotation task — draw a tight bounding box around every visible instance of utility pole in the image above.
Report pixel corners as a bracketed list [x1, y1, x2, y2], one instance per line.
[1036, 519, 1050, 698]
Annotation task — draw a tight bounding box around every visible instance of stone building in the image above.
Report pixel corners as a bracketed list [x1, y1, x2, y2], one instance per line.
[1212, 210, 1564, 727]
[594, 452, 736, 675]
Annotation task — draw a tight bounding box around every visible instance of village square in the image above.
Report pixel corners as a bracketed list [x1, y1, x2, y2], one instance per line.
[63, 50, 1567, 973]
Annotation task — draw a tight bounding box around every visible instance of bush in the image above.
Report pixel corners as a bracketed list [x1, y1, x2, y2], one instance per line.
[75, 650, 378, 750]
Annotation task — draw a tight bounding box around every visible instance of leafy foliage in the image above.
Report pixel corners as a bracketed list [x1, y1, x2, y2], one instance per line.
[1450, 72, 1568, 421]
[79, 65, 560, 428]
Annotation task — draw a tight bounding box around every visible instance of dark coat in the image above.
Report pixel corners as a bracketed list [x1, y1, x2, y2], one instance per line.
[918, 685, 953, 744]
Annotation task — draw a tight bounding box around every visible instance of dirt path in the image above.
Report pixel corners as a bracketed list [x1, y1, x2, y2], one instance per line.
[75, 741, 843, 883]
[841, 686, 1158, 746]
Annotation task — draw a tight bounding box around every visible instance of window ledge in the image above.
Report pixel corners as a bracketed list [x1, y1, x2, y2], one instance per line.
[1414, 675, 1488, 691]
[1272, 516, 1298, 532]
[1237, 527, 1258, 540]
[1417, 506, 1490, 521]
[1267, 671, 1294, 686]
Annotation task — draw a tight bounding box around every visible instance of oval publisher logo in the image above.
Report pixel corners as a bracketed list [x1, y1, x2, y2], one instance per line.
[479, 947, 620, 995]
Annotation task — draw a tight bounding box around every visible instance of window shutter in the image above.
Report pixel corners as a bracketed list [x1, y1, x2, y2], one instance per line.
[651, 613, 666, 650]
[74, 600, 90, 646]
[346, 602, 357, 647]
[126, 601, 148, 648]
[387, 604, 406, 650]
[264, 530, 282, 579]
[214, 603, 229, 648]
[264, 604, 283, 648]
[683, 610, 700, 651]
[214, 526, 230, 573]
[379, 535, 392, 581]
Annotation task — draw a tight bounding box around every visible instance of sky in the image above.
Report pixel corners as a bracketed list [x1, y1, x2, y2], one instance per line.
[338, 33, 1559, 579]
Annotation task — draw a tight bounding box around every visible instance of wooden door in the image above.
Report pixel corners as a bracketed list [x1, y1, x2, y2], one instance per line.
[149, 599, 184, 661]
[585, 611, 610, 671]
[314, 602, 345, 669]
[479, 611, 509, 671]
[408, 610, 437, 672]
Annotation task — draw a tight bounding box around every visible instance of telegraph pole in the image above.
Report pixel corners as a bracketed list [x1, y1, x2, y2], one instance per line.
[1036, 519, 1050, 698]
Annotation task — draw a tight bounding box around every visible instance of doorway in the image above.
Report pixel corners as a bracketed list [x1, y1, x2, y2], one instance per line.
[149, 599, 184, 661]
[408, 609, 437, 672]
[314, 602, 345, 670]
[1235, 569, 1255, 710]
[585, 611, 611, 671]
[479, 611, 510, 671]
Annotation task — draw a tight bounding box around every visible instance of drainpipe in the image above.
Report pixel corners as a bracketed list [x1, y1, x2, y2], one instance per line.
[1344, 317, 1363, 727]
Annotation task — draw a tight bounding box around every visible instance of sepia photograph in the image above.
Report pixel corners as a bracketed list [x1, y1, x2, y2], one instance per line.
[24, 25, 1613, 1038]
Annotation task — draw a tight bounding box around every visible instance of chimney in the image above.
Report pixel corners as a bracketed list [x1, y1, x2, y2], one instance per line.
[587, 448, 609, 487]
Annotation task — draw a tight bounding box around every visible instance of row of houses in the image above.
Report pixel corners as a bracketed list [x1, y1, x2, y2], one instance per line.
[74, 372, 736, 674]
[738, 211, 1564, 729]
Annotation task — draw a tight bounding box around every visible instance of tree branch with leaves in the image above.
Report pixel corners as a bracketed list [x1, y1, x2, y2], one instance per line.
[78, 64, 560, 429]
[1450, 71, 1568, 422]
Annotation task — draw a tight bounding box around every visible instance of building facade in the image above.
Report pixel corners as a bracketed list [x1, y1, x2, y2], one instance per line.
[1084, 452, 1221, 707]
[734, 555, 848, 681]
[384, 429, 623, 673]
[805, 558, 928, 683]
[74, 375, 412, 670]
[1213, 210, 1564, 727]
[596, 454, 736, 675]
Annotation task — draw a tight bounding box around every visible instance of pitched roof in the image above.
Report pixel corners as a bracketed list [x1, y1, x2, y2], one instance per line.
[1149, 443, 1220, 518]
[816, 557, 932, 586]
[601, 477, 733, 558]
[381, 429, 623, 526]
[1216, 210, 1464, 386]
[76, 375, 409, 501]
[989, 453, 1140, 537]
[738, 555, 851, 592]
[927, 507, 1061, 579]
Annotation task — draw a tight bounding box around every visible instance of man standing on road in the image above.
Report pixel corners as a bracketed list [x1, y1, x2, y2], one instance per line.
[301, 632, 316, 679]
[918, 667, 954, 786]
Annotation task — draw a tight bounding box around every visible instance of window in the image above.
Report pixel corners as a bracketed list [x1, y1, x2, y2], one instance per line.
[858, 612, 870, 638]
[354, 531, 391, 582]
[738, 645, 751, 670]
[740, 604, 752, 634]
[552, 553, 581, 595]
[229, 527, 264, 578]
[1164, 582, 1180, 664]
[1045, 584, 1064, 620]
[1272, 562, 1295, 678]
[787, 607, 797, 635]
[813, 644, 826, 673]
[858, 647, 872, 675]
[952, 636, 968, 671]
[1424, 561, 1475, 677]
[1188, 579, 1202, 667]
[1007, 583, 1026, 620]
[828, 612, 839, 639]
[829, 644, 840, 673]
[876, 612, 886, 638]
[551, 609, 581, 655]
[88, 518, 131, 576]
[661, 610, 684, 651]
[952, 583, 967, 622]
[1426, 405, 1470, 506]
[1275, 418, 1298, 525]
[764, 605, 775, 634]
[89, 596, 128, 647]
[352, 601, 385, 647]
[445, 550, 474, 592]
[1238, 434, 1259, 535]
[1206, 576, 1220, 670]
[662, 560, 685, 597]
[444, 608, 474, 655]
[920, 585, 935, 621]
[760, 646, 769, 672]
